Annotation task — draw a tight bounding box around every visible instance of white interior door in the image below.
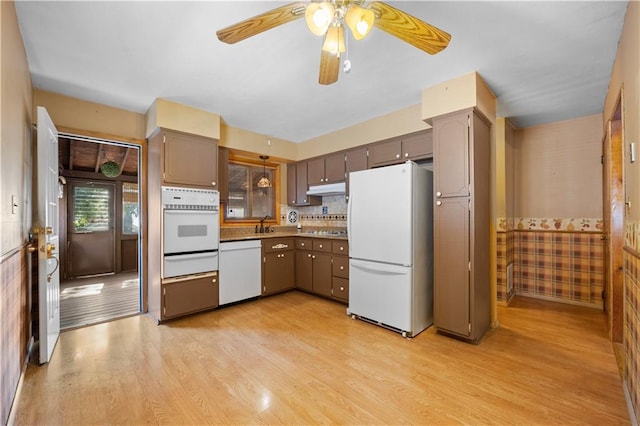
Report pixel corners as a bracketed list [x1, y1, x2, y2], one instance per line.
[36, 106, 60, 364]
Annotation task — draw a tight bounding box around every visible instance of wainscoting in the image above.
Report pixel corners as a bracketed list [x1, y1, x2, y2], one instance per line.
[0, 248, 29, 425]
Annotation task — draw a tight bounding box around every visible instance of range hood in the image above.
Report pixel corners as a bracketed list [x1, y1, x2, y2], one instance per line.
[306, 182, 346, 196]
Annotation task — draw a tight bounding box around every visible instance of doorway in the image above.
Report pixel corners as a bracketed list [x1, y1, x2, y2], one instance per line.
[57, 134, 141, 329]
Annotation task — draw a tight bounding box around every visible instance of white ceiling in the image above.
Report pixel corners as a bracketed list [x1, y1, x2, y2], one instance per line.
[15, 1, 628, 143]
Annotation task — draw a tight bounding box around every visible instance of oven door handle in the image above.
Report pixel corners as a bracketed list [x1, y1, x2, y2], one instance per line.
[164, 252, 219, 262]
[164, 209, 218, 215]
[163, 271, 217, 284]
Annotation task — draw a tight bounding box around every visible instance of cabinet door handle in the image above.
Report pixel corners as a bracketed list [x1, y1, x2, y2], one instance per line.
[436, 191, 442, 197]
[340, 266, 344, 270]
[404, 153, 409, 158]
[212, 181, 216, 186]
[340, 286, 344, 291]
[307, 254, 312, 258]
[319, 244, 323, 248]
[212, 278, 217, 283]
[303, 199, 307, 203]
[312, 255, 315, 259]
[436, 200, 442, 206]
[340, 246, 344, 251]
[395, 154, 400, 159]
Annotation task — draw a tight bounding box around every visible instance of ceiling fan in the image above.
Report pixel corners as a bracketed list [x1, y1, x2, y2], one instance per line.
[216, 1, 451, 85]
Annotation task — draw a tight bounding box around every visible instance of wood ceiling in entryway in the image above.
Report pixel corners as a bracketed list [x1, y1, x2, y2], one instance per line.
[58, 137, 138, 177]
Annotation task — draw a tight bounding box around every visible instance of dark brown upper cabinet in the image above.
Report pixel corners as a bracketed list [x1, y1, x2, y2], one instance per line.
[307, 152, 346, 185]
[287, 162, 321, 207]
[368, 130, 433, 168]
[345, 147, 368, 198]
[149, 128, 218, 189]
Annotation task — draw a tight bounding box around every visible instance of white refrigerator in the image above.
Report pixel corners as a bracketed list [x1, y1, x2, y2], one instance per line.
[347, 161, 433, 337]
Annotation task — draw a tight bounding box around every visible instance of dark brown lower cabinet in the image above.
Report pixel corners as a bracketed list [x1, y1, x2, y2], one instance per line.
[312, 252, 332, 297]
[295, 249, 313, 292]
[162, 272, 219, 320]
[294, 238, 349, 303]
[331, 253, 349, 303]
[262, 238, 295, 295]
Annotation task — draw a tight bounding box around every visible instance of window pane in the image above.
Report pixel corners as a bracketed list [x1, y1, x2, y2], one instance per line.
[73, 186, 111, 233]
[122, 182, 139, 235]
[225, 161, 275, 221]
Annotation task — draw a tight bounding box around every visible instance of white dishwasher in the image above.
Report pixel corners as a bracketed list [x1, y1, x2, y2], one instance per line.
[219, 240, 262, 305]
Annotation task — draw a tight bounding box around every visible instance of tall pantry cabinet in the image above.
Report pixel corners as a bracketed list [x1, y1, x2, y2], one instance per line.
[432, 108, 491, 343]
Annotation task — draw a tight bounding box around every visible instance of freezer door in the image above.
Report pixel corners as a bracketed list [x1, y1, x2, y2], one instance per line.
[349, 258, 412, 332]
[348, 163, 413, 265]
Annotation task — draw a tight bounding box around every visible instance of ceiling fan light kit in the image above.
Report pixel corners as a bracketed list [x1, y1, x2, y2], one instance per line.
[322, 24, 346, 55]
[305, 2, 335, 35]
[216, 1, 451, 85]
[344, 4, 375, 40]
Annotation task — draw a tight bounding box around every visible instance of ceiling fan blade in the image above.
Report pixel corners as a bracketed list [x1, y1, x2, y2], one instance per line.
[369, 1, 451, 55]
[319, 50, 340, 85]
[217, 2, 306, 44]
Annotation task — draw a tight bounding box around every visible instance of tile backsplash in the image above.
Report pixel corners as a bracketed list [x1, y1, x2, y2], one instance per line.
[280, 195, 348, 228]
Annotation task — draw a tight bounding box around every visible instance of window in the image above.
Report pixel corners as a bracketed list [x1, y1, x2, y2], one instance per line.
[122, 182, 139, 235]
[225, 158, 278, 223]
[72, 184, 112, 233]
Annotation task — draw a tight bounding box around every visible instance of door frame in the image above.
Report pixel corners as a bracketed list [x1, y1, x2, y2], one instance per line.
[602, 91, 624, 343]
[56, 127, 148, 314]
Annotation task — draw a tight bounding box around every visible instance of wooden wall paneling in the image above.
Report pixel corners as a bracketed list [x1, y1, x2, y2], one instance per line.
[0, 249, 30, 425]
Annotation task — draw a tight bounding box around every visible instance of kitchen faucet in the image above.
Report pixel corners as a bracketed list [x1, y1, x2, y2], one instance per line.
[256, 215, 270, 233]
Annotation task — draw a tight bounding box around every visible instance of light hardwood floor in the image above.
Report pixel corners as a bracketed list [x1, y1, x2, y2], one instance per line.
[13, 292, 629, 425]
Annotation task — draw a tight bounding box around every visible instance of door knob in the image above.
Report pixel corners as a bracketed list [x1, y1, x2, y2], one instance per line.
[46, 243, 56, 258]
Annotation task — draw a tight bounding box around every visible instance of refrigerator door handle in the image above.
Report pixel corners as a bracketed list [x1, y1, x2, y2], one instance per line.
[347, 193, 353, 240]
[350, 258, 411, 275]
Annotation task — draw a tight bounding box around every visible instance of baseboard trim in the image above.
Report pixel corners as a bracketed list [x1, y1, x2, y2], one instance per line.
[623, 381, 639, 426]
[515, 291, 602, 310]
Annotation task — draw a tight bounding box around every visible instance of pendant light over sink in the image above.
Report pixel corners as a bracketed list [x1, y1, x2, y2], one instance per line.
[257, 155, 271, 188]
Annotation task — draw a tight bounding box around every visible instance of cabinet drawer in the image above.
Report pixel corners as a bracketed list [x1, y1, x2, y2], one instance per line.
[313, 239, 331, 253]
[332, 256, 349, 278]
[162, 272, 219, 319]
[332, 277, 349, 302]
[296, 238, 312, 250]
[263, 238, 294, 253]
[332, 240, 348, 254]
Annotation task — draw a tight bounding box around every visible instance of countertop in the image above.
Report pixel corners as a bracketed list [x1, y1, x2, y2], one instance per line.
[220, 229, 348, 243]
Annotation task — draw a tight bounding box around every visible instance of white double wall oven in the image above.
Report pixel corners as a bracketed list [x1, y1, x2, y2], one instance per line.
[162, 186, 220, 278]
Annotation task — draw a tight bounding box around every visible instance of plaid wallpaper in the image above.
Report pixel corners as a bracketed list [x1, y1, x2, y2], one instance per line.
[0, 249, 29, 425]
[624, 244, 640, 421]
[496, 231, 515, 303]
[512, 231, 603, 305]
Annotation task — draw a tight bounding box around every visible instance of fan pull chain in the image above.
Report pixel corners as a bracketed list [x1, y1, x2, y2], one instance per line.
[343, 30, 351, 73]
